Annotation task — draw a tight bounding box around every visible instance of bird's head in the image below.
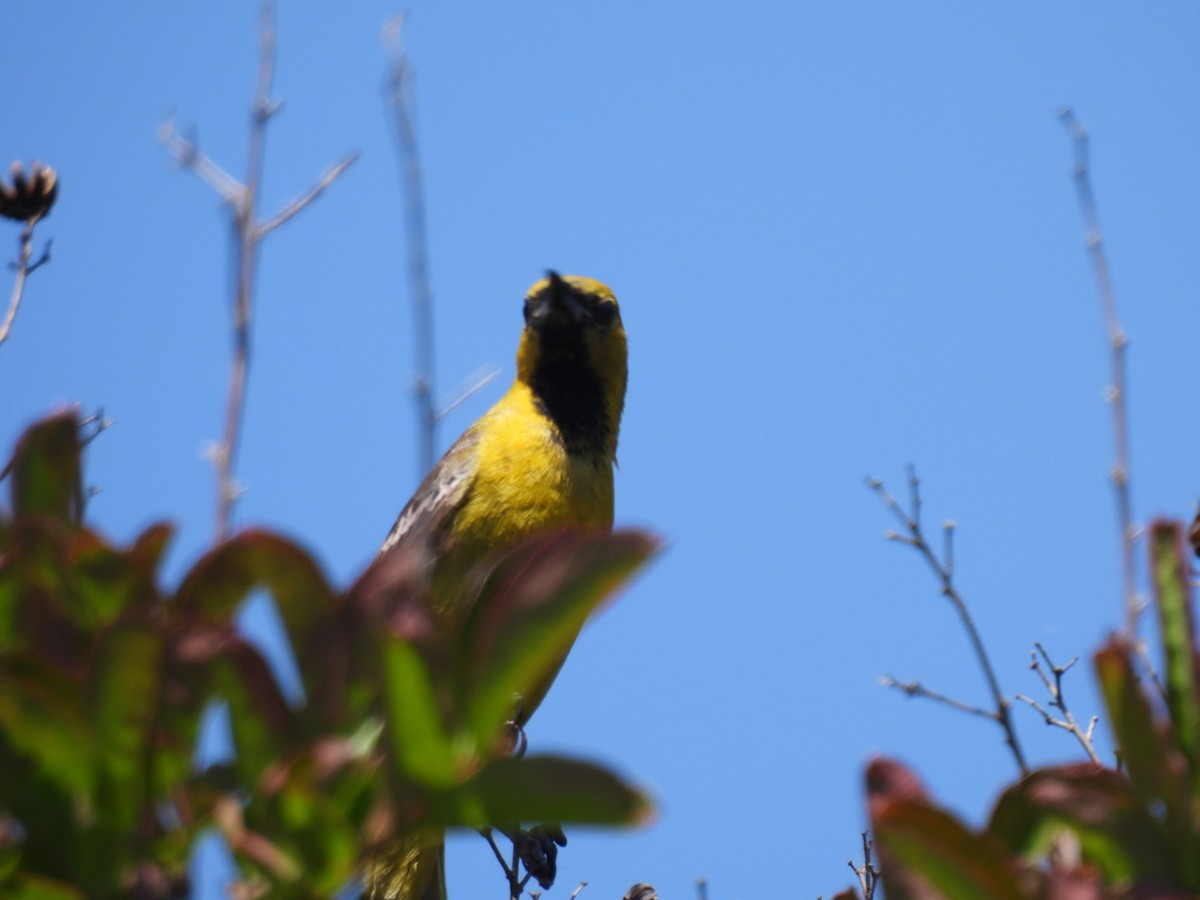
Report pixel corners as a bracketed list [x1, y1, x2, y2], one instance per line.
[516, 272, 627, 457]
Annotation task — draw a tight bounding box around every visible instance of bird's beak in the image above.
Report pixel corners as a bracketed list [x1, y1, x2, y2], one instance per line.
[529, 270, 585, 329]
[547, 270, 586, 322]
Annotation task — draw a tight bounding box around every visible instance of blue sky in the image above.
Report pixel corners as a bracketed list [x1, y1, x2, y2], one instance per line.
[4, 2, 1200, 898]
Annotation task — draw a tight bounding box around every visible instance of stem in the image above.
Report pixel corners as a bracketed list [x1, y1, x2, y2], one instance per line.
[385, 16, 437, 476]
[0, 214, 46, 346]
[215, 0, 276, 539]
[1058, 108, 1138, 639]
[870, 472, 1029, 775]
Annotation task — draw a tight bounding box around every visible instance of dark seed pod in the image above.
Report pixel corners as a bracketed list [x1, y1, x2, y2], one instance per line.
[0, 160, 59, 222]
[623, 884, 658, 900]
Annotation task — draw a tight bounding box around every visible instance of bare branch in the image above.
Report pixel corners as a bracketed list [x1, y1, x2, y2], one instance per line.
[869, 472, 1029, 774]
[162, 0, 355, 539]
[384, 15, 438, 476]
[258, 151, 359, 237]
[1, 214, 49, 346]
[157, 122, 245, 204]
[847, 832, 879, 900]
[1016, 642, 1101, 763]
[437, 366, 501, 420]
[1058, 107, 1139, 640]
[880, 676, 999, 721]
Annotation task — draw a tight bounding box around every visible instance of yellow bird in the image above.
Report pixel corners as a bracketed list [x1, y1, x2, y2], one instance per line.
[367, 272, 628, 900]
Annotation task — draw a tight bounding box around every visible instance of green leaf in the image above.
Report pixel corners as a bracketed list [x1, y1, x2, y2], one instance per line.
[1, 874, 86, 900]
[380, 637, 456, 788]
[89, 625, 163, 831]
[212, 637, 296, 784]
[1149, 520, 1200, 780]
[1095, 637, 1200, 887]
[430, 754, 653, 830]
[875, 799, 1024, 900]
[460, 529, 659, 751]
[8, 411, 83, 523]
[0, 655, 95, 797]
[988, 763, 1176, 885]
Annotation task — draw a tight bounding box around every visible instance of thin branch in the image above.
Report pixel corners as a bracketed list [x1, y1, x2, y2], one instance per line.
[481, 829, 512, 876]
[1015, 642, 1101, 763]
[258, 151, 359, 236]
[157, 122, 245, 203]
[160, 0, 355, 539]
[384, 15, 438, 476]
[1058, 107, 1138, 639]
[479, 829, 523, 900]
[869, 469, 1029, 775]
[1, 214, 49, 346]
[847, 832, 879, 900]
[437, 365, 500, 420]
[880, 676, 999, 722]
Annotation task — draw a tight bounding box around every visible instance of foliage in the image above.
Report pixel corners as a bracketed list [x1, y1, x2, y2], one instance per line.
[0, 409, 656, 898]
[856, 520, 1200, 899]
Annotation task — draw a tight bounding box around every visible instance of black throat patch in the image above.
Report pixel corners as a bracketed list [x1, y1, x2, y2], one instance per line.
[528, 329, 610, 458]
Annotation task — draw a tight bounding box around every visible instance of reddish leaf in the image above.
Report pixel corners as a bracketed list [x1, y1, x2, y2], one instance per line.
[868, 757, 1022, 900]
[8, 411, 83, 523]
[175, 529, 333, 624]
[988, 763, 1175, 885]
[175, 529, 339, 720]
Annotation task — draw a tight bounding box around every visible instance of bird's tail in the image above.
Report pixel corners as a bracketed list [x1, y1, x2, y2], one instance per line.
[364, 831, 446, 900]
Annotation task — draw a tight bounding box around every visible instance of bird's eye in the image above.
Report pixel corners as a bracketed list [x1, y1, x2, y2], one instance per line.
[591, 301, 618, 327]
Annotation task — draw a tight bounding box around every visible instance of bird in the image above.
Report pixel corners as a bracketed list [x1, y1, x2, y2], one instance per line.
[367, 272, 628, 900]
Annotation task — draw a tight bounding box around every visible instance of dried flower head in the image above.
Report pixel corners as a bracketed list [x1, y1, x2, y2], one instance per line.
[0, 160, 58, 223]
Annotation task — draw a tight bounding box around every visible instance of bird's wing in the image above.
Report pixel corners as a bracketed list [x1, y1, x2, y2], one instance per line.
[380, 425, 482, 556]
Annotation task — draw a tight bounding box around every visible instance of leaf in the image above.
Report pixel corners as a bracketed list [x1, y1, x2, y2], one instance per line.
[175, 529, 337, 707]
[1094, 637, 1199, 887]
[987, 763, 1176, 885]
[0, 520, 79, 657]
[1149, 520, 1200, 781]
[380, 637, 456, 788]
[460, 529, 659, 750]
[866, 757, 1016, 900]
[874, 800, 1024, 900]
[0, 655, 95, 797]
[1, 874, 87, 899]
[211, 636, 297, 784]
[175, 529, 334, 625]
[430, 754, 653, 830]
[89, 625, 163, 831]
[8, 411, 83, 523]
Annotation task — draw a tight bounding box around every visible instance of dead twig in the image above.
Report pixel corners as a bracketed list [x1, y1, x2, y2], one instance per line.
[160, 0, 356, 539]
[1058, 107, 1139, 640]
[1015, 642, 1101, 763]
[1, 215, 51, 347]
[868, 468, 1029, 775]
[880, 676, 998, 722]
[847, 831, 879, 900]
[384, 15, 438, 477]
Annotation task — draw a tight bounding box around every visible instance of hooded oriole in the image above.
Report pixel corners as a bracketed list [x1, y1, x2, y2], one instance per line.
[367, 272, 627, 900]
